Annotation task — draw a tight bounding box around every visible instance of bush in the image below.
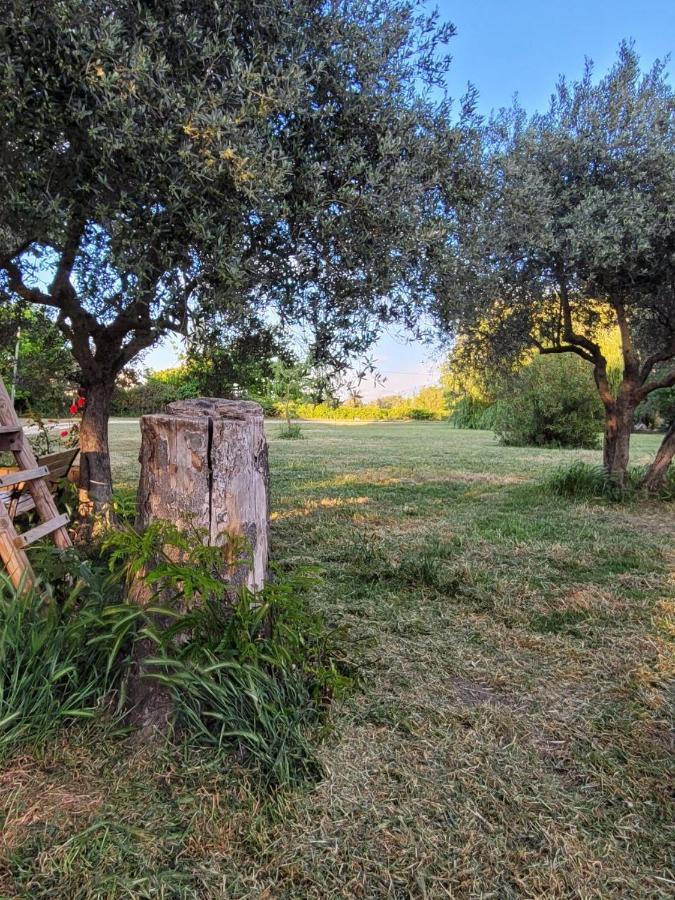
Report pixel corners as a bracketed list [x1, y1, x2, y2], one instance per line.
[102, 523, 352, 786]
[449, 396, 496, 429]
[494, 355, 603, 448]
[635, 385, 675, 430]
[1, 529, 350, 787]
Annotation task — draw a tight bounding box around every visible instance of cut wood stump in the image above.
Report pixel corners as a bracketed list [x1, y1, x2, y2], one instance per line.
[130, 399, 270, 733]
[136, 398, 269, 590]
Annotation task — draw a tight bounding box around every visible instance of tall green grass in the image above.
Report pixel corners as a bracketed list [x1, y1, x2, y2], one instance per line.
[0, 526, 352, 787]
[137, 563, 353, 786]
[546, 460, 675, 501]
[0, 562, 124, 758]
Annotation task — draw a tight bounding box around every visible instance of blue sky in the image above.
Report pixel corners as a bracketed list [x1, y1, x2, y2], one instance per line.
[146, 0, 674, 397]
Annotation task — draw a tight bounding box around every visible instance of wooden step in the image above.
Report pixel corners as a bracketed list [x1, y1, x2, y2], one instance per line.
[14, 513, 69, 549]
[0, 425, 22, 451]
[0, 466, 49, 488]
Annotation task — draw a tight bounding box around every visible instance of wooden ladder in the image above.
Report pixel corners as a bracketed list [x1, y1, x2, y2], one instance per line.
[0, 376, 72, 590]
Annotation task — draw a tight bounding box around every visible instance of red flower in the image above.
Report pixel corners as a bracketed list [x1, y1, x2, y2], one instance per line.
[60, 429, 69, 437]
[69, 404, 78, 415]
[77, 396, 86, 408]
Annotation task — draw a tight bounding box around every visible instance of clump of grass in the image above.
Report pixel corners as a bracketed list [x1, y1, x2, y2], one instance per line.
[0, 565, 124, 760]
[103, 523, 353, 787]
[546, 461, 628, 500]
[546, 460, 675, 501]
[1, 528, 350, 788]
[396, 551, 462, 594]
[277, 424, 304, 440]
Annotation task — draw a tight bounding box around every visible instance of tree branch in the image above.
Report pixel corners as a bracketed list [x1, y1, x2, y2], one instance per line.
[535, 342, 595, 364]
[1, 255, 54, 307]
[555, 274, 603, 360]
[51, 215, 86, 302]
[636, 366, 675, 400]
[639, 337, 675, 385]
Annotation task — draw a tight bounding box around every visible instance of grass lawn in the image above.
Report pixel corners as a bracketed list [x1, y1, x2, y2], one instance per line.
[2, 423, 673, 897]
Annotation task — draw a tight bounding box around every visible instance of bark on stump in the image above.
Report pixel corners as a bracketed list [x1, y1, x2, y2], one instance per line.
[129, 398, 270, 733]
[137, 398, 269, 589]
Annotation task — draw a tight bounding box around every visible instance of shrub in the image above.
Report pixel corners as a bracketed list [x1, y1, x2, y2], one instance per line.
[449, 396, 495, 429]
[1, 530, 350, 787]
[494, 355, 603, 448]
[102, 523, 352, 786]
[635, 385, 675, 430]
[408, 407, 435, 420]
[144, 571, 349, 786]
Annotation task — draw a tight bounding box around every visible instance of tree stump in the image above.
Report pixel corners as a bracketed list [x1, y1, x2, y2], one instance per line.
[129, 398, 269, 733]
[137, 398, 269, 589]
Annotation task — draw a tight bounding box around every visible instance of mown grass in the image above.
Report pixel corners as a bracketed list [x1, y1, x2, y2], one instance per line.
[1, 422, 673, 898]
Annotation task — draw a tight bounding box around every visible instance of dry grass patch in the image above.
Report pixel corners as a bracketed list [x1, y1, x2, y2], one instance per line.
[0, 423, 670, 897]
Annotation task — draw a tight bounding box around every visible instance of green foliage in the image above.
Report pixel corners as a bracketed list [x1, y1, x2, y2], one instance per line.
[112, 371, 197, 416]
[112, 326, 291, 415]
[292, 385, 448, 422]
[144, 566, 350, 787]
[111, 487, 138, 524]
[494, 355, 604, 448]
[0, 304, 77, 416]
[184, 324, 291, 402]
[102, 523, 352, 786]
[635, 384, 675, 429]
[278, 424, 304, 440]
[0, 555, 124, 760]
[0, 520, 350, 787]
[408, 408, 435, 421]
[476, 401, 501, 431]
[449, 396, 495, 429]
[269, 360, 311, 431]
[546, 462, 633, 501]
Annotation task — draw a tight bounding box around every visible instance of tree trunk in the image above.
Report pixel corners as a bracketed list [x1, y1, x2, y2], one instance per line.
[602, 399, 635, 486]
[641, 420, 675, 493]
[78, 379, 115, 524]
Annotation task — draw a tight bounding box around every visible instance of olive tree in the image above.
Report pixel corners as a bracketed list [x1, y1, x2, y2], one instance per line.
[0, 0, 469, 516]
[437, 45, 675, 488]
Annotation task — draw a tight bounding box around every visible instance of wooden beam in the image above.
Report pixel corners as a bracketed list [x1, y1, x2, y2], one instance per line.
[0, 501, 34, 590]
[0, 379, 71, 549]
[14, 513, 70, 549]
[0, 466, 49, 488]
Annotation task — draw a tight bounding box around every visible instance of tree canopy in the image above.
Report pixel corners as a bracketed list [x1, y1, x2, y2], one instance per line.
[436, 44, 675, 486]
[0, 0, 472, 511]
